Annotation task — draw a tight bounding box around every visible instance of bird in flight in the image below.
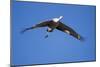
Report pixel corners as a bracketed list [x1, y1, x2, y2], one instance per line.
[21, 16, 81, 40]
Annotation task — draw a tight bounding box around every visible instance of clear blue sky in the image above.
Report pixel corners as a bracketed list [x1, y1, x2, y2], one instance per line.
[11, 1, 96, 66]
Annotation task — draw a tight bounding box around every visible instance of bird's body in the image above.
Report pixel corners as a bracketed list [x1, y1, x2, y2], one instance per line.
[46, 20, 59, 32]
[21, 16, 81, 40]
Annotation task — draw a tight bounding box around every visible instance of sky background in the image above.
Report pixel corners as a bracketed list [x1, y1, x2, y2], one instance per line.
[11, 1, 96, 66]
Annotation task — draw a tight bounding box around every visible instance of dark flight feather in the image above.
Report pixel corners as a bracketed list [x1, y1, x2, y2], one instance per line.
[56, 22, 80, 40]
[21, 21, 50, 33]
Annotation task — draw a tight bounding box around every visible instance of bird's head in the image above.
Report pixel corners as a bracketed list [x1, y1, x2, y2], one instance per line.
[52, 16, 63, 22]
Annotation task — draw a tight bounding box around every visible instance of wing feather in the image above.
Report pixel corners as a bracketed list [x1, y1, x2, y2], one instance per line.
[21, 21, 50, 33]
[56, 22, 80, 40]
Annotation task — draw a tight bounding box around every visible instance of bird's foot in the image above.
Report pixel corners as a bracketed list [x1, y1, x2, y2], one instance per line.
[45, 35, 48, 38]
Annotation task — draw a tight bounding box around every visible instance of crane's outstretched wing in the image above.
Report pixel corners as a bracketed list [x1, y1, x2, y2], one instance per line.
[21, 21, 50, 33]
[56, 22, 81, 40]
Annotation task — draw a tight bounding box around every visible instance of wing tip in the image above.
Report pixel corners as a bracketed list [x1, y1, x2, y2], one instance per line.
[78, 35, 80, 40]
[78, 35, 85, 41]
